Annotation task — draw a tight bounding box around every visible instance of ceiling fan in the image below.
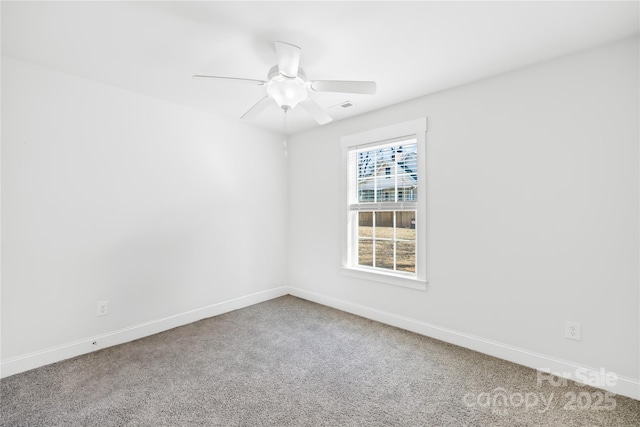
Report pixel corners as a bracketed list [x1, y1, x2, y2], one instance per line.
[194, 41, 377, 125]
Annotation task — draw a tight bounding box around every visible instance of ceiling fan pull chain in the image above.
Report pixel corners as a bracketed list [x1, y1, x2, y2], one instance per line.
[283, 108, 288, 158]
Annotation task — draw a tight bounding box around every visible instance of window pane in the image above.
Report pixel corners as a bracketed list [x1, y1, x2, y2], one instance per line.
[358, 212, 373, 237]
[357, 151, 375, 179]
[374, 211, 394, 239]
[397, 144, 418, 173]
[376, 176, 395, 202]
[358, 212, 373, 267]
[375, 147, 395, 176]
[375, 240, 394, 270]
[396, 212, 416, 240]
[397, 177, 416, 201]
[396, 241, 416, 273]
[397, 144, 417, 202]
[357, 179, 375, 203]
[358, 239, 373, 267]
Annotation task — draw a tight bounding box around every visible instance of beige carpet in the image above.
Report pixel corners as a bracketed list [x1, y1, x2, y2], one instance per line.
[1, 295, 639, 426]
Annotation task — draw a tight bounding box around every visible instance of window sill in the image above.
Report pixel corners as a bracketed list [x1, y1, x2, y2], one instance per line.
[340, 267, 427, 291]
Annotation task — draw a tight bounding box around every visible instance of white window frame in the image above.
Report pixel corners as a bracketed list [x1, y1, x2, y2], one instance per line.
[340, 117, 427, 291]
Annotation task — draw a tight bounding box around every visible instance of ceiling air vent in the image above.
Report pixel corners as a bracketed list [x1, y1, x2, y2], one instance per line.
[329, 101, 354, 109]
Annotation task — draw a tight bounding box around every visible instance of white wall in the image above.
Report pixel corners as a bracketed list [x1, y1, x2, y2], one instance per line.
[1, 57, 288, 364]
[288, 37, 639, 390]
[2, 36, 638, 397]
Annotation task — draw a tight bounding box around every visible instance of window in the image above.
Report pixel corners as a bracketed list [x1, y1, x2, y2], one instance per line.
[352, 140, 418, 272]
[341, 118, 427, 290]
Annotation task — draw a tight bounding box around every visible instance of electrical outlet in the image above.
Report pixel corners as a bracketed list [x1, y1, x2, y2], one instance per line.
[97, 301, 109, 317]
[565, 321, 581, 341]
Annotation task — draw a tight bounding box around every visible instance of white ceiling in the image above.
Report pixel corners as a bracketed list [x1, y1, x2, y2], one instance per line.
[2, 1, 638, 135]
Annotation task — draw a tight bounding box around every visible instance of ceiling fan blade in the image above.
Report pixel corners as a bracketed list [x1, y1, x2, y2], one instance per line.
[193, 75, 267, 85]
[275, 41, 301, 78]
[310, 80, 377, 95]
[241, 96, 274, 120]
[299, 97, 332, 125]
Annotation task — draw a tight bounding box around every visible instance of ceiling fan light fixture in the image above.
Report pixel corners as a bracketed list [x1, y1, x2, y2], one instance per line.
[267, 79, 308, 110]
[266, 66, 308, 110]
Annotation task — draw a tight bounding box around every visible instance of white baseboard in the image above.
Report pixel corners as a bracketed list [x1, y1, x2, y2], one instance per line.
[1, 286, 289, 379]
[287, 287, 640, 401]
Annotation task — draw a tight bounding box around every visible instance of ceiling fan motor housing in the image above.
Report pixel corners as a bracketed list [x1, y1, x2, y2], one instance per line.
[266, 65, 308, 110]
